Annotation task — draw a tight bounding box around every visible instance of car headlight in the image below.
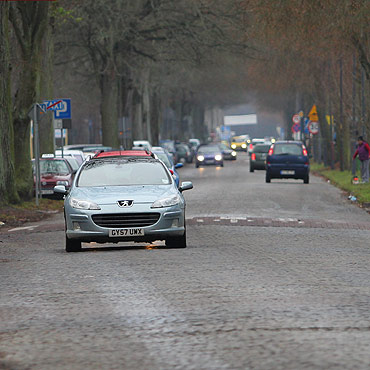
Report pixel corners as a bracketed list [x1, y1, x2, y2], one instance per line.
[57, 180, 69, 186]
[197, 155, 204, 161]
[231, 144, 236, 149]
[70, 198, 101, 210]
[151, 194, 180, 208]
[231, 151, 237, 156]
[241, 143, 247, 148]
[215, 154, 222, 161]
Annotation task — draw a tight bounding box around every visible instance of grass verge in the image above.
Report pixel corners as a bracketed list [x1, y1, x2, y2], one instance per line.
[311, 162, 370, 204]
[0, 198, 63, 228]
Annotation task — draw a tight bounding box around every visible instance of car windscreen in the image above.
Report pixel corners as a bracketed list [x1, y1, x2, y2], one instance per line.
[273, 144, 303, 155]
[155, 153, 172, 168]
[233, 137, 245, 143]
[219, 144, 228, 150]
[77, 160, 171, 187]
[40, 160, 70, 175]
[197, 146, 220, 153]
[253, 145, 270, 153]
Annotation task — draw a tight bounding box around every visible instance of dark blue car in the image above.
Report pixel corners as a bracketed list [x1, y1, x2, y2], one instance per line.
[195, 144, 223, 168]
[265, 141, 309, 183]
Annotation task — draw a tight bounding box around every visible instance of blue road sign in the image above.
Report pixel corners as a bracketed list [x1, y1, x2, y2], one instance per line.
[42, 99, 71, 119]
[303, 117, 310, 134]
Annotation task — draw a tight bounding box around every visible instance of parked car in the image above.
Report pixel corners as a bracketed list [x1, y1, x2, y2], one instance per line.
[151, 146, 183, 187]
[54, 156, 193, 252]
[249, 144, 271, 172]
[133, 140, 152, 151]
[63, 144, 113, 155]
[218, 143, 237, 160]
[195, 144, 223, 168]
[55, 149, 85, 165]
[159, 140, 178, 163]
[175, 143, 192, 163]
[265, 141, 309, 183]
[32, 157, 76, 198]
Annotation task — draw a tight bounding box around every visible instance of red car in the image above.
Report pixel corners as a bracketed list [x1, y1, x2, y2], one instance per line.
[32, 158, 76, 198]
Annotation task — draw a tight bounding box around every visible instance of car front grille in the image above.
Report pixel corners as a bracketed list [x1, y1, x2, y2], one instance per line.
[92, 213, 160, 228]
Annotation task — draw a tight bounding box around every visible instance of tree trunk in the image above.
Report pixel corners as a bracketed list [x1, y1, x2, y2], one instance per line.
[9, 2, 50, 200]
[0, 2, 19, 204]
[100, 71, 119, 148]
[39, 15, 54, 155]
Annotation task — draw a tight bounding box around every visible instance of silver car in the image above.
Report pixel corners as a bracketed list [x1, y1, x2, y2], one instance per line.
[54, 157, 193, 252]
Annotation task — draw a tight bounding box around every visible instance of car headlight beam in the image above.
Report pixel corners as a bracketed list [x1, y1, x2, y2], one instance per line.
[231, 151, 237, 156]
[151, 194, 180, 208]
[215, 154, 222, 161]
[197, 155, 205, 161]
[70, 198, 101, 210]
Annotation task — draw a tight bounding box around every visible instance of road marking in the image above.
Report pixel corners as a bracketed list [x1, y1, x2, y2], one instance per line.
[8, 225, 39, 232]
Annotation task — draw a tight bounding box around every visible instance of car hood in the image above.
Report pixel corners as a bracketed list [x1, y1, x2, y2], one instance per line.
[70, 185, 176, 205]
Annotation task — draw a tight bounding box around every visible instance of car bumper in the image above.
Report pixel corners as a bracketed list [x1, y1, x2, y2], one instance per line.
[267, 164, 309, 178]
[251, 160, 266, 169]
[65, 204, 185, 243]
[196, 159, 223, 166]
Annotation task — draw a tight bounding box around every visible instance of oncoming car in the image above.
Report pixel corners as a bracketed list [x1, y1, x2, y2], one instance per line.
[230, 135, 248, 151]
[195, 144, 223, 168]
[54, 157, 193, 252]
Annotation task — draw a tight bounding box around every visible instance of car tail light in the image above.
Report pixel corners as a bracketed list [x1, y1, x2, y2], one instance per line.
[268, 146, 274, 156]
[249, 144, 253, 151]
[251, 153, 256, 161]
[303, 147, 308, 156]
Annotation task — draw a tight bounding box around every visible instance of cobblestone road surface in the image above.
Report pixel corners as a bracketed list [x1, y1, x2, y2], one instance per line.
[1, 154, 370, 369]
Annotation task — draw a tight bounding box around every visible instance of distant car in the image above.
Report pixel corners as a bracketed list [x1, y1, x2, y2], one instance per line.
[195, 144, 223, 168]
[249, 144, 271, 172]
[133, 140, 152, 151]
[32, 157, 76, 198]
[151, 146, 183, 187]
[218, 143, 237, 160]
[265, 141, 309, 183]
[54, 156, 193, 252]
[159, 140, 178, 163]
[64, 144, 113, 154]
[231, 136, 248, 151]
[55, 149, 85, 165]
[175, 143, 192, 163]
[248, 138, 266, 154]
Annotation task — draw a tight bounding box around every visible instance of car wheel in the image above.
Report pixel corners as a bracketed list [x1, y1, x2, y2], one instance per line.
[166, 230, 187, 248]
[65, 236, 82, 252]
[196, 163, 199, 168]
[220, 162, 224, 167]
[250, 165, 254, 172]
[304, 174, 309, 184]
[265, 172, 271, 183]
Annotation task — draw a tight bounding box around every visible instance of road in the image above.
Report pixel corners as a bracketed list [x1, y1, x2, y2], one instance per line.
[1, 153, 370, 369]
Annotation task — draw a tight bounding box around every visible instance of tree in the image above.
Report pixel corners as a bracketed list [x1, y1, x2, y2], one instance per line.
[9, 2, 51, 198]
[0, 2, 18, 204]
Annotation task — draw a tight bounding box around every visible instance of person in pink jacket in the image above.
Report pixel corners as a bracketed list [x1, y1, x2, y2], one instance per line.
[353, 136, 370, 183]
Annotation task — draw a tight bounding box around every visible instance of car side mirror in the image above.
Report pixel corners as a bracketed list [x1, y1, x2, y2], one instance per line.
[179, 181, 193, 192]
[175, 163, 183, 169]
[54, 185, 68, 195]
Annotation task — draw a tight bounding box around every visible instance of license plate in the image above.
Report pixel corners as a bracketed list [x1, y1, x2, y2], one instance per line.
[41, 189, 54, 195]
[261, 154, 267, 159]
[109, 228, 144, 237]
[281, 170, 295, 175]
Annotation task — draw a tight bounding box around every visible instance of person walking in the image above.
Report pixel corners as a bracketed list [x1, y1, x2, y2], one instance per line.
[353, 136, 370, 183]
